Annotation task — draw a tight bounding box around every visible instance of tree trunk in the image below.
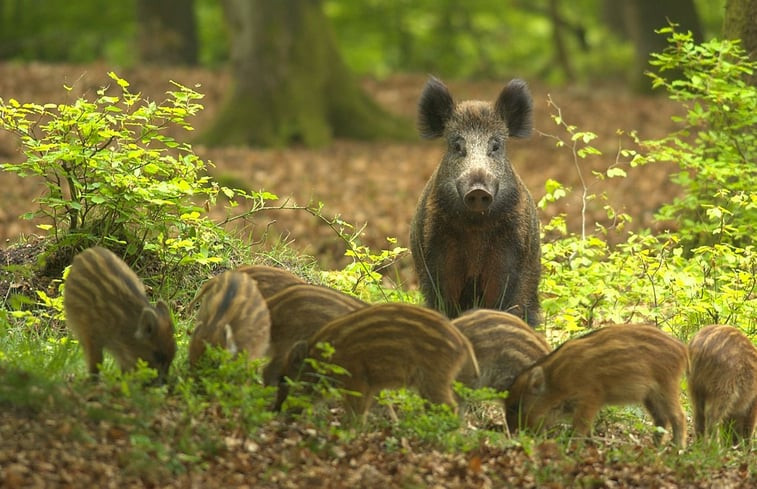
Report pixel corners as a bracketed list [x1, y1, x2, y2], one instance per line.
[723, 0, 757, 84]
[619, 0, 704, 91]
[201, 0, 411, 147]
[548, 0, 576, 82]
[0, 0, 25, 59]
[136, 0, 198, 65]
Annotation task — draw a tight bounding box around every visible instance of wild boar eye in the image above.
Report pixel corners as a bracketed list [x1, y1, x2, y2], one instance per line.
[488, 138, 502, 154]
[450, 138, 465, 155]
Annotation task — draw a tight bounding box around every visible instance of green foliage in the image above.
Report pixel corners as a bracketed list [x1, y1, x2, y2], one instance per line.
[279, 341, 362, 418]
[376, 388, 464, 446]
[195, 0, 229, 67]
[0, 73, 274, 294]
[180, 348, 275, 434]
[642, 26, 757, 250]
[4, 274, 65, 331]
[0, 0, 135, 63]
[538, 41, 756, 342]
[0, 363, 72, 412]
[286, 202, 413, 303]
[325, 0, 635, 82]
[542, 229, 756, 342]
[0, 296, 80, 378]
[0, 0, 727, 87]
[321, 236, 412, 303]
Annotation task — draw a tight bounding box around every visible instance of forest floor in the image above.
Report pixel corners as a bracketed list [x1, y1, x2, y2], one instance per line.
[3, 63, 749, 489]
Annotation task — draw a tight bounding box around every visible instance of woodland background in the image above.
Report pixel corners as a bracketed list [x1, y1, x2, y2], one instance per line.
[1, 1, 756, 488]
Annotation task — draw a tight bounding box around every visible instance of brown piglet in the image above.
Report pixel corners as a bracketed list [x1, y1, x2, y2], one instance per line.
[63, 247, 176, 381]
[688, 324, 757, 444]
[453, 309, 551, 396]
[273, 303, 479, 418]
[262, 283, 368, 386]
[188, 271, 271, 367]
[233, 264, 305, 299]
[504, 324, 688, 446]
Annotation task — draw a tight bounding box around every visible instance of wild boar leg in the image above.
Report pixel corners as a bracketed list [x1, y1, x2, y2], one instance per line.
[82, 336, 104, 376]
[692, 395, 707, 438]
[643, 396, 686, 446]
[742, 399, 757, 440]
[731, 401, 757, 444]
[672, 412, 687, 447]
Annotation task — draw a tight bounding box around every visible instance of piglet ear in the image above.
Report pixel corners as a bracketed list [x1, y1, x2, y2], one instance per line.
[418, 76, 454, 139]
[155, 300, 172, 324]
[135, 307, 158, 341]
[494, 78, 533, 139]
[527, 366, 546, 395]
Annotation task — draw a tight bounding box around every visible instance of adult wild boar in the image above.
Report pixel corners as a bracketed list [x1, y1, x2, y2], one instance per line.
[410, 76, 541, 325]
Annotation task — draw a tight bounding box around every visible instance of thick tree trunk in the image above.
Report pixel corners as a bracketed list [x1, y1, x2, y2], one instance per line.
[617, 0, 703, 91]
[723, 0, 757, 84]
[136, 0, 198, 65]
[201, 0, 411, 147]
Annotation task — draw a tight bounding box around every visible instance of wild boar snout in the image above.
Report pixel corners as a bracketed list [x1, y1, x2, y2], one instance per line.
[456, 166, 498, 213]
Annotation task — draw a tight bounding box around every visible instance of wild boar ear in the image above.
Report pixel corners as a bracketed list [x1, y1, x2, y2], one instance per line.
[224, 324, 239, 356]
[418, 76, 454, 139]
[135, 307, 158, 341]
[527, 366, 546, 394]
[155, 300, 172, 322]
[494, 78, 533, 139]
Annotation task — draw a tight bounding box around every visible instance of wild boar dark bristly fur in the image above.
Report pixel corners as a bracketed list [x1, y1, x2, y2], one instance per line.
[262, 283, 369, 386]
[505, 324, 688, 446]
[453, 309, 551, 396]
[233, 264, 305, 299]
[63, 246, 176, 381]
[410, 76, 541, 325]
[688, 324, 757, 444]
[188, 270, 271, 367]
[273, 303, 480, 418]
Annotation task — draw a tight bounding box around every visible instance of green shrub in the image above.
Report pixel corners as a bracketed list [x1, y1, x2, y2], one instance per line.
[0, 72, 271, 294]
[539, 42, 756, 341]
[642, 26, 757, 250]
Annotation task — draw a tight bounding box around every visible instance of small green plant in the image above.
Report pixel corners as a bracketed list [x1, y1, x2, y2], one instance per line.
[321, 235, 413, 303]
[281, 201, 410, 303]
[0, 363, 72, 413]
[539, 95, 636, 241]
[277, 341, 362, 420]
[374, 387, 490, 451]
[181, 347, 276, 433]
[642, 25, 757, 250]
